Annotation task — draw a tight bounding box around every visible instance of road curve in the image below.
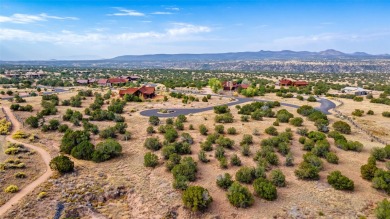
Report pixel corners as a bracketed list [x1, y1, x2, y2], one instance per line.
[140, 95, 336, 118]
[0, 107, 53, 216]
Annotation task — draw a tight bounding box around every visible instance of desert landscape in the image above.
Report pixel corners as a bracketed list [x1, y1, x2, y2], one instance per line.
[0, 69, 389, 219]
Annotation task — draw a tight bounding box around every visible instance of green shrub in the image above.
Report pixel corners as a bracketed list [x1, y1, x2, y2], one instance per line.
[164, 128, 178, 143]
[165, 153, 181, 171]
[173, 175, 188, 190]
[58, 124, 69, 133]
[199, 124, 208, 135]
[375, 199, 390, 219]
[367, 110, 374, 115]
[37, 191, 47, 200]
[214, 124, 225, 134]
[273, 120, 279, 126]
[15, 172, 27, 178]
[182, 186, 213, 212]
[295, 162, 320, 180]
[172, 157, 197, 181]
[289, 117, 303, 126]
[352, 109, 364, 117]
[270, 169, 286, 187]
[251, 110, 263, 121]
[303, 138, 315, 151]
[332, 121, 351, 134]
[49, 155, 74, 174]
[371, 147, 387, 161]
[198, 150, 209, 163]
[241, 144, 251, 156]
[312, 140, 330, 158]
[327, 171, 354, 190]
[307, 96, 317, 102]
[4, 185, 19, 193]
[303, 153, 323, 170]
[236, 166, 256, 183]
[227, 127, 237, 135]
[60, 130, 90, 154]
[214, 105, 230, 114]
[215, 146, 225, 160]
[177, 114, 187, 123]
[216, 173, 233, 190]
[146, 126, 155, 134]
[144, 152, 158, 167]
[149, 116, 160, 126]
[297, 127, 308, 136]
[200, 141, 213, 151]
[285, 152, 294, 166]
[360, 163, 378, 180]
[353, 96, 363, 102]
[325, 152, 339, 164]
[219, 157, 228, 169]
[253, 178, 277, 201]
[144, 137, 162, 151]
[92, 139, 122, 162]
[276, 109, 294, 123]
[308, 131, 326, 142]
[215, 113, 234, 123]
[265, 126, 278, 136]
[240, 134, 253, 145]
[383, 111, 390, 118]
[71, 141, 94, 160]
[25, 116, 39, 128]
[227, 182, 254, 208]
[180, 133, 194, 144]
[241, 115, 250, 122]
[372, 169, 390, 194]
[230, 154, 242, 166]
[216, 136, 235, 149]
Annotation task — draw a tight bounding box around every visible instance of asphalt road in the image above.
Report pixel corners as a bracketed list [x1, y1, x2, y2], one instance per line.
[140, 95, 336, 118]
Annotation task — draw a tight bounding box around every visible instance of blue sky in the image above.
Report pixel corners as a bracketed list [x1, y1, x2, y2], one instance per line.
[0, 0, 389, 60]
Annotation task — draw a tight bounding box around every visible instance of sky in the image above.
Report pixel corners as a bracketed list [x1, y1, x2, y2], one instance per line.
[0, 0, 389, 60]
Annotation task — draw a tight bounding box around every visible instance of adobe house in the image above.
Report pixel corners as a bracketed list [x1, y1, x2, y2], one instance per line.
[97, 79, 108, 86]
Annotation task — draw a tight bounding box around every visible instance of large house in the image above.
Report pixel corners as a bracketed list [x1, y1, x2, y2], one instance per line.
[222, 81, 250, 91]
[107, 78, 128, 86]
[118, 86, 155, 99]
[341, 87, 371, 96]
[120, 75, 141, 81]
[277, 79, 308, 87]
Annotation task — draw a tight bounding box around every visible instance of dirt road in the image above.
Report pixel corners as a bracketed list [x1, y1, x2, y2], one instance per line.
[0, 107, 53, 216]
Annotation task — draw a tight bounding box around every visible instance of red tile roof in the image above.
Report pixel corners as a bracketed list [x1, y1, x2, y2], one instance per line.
[240, 84, 249, 89]
[97, 79, 108, 84]
[107, 78, 127, 84]
[279, 79, 293, 85]
[139, 86, 155, 95]
[119, 88, 139, 96]
[293, 81, 309, 85]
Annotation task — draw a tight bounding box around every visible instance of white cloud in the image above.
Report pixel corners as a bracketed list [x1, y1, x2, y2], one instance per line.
[167, 23, 211, 36]
[0, 23, 211, 44]
[108, 8, 145, 16]
[166, 7, 180, 11]
[0, 13, 78, 24]
[151, 12, 173, 15]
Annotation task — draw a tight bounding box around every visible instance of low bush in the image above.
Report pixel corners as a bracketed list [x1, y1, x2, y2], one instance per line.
[289, 117, 304, 126]
[327, 171, 354, 190]
[199, 124, 208, 135]
[4, 185, 19, 193]
[371, 147, 387, 161]
[198, 150, 209, 163]
[270, 169, 286, 187]
[144, 152, 158, 167]
[15, 172, 27, 178]
[214, 125, 225, 134]
[230, 154, 242, 166]
[92, 139, 122, 162]
[265, 126, 278, 136]
[352, 109, 364, 117]
[144, 137, 162, 151]
[49, 155, 74, 174]
[219, 157, 228, 169]
[333, 121, 351, 134]
[372, 169, 390, 194]
[285, 152, 294, 166]
[383, 111, 390, 118]
[236, 166, 256, 183]
[325, 152, 339, 164]
[375, 199, 390, 219]
[242, 144, 251, 156]
[307, 96, 317, 102]
[253, 178, 277, 201]
[182, 186, 213, 212]
[367, 110, 374, 115]
[216, 173, 233, 189]
[295, 162, 320, 180]
[227, 182, 254, 208]
[360, 163, 378, 181]
[227, 127, 237, 135]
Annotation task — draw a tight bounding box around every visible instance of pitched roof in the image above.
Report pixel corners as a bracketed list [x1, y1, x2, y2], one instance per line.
[107, 78, 127, 84]
[139, 86, 155, 95]
[293, 81, 309, 85]
[279, 79, 293, 84]
[119, 88, 139, 95]
[97, 79, 108, 84]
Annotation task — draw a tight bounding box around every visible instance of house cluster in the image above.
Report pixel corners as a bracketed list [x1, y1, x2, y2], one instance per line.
[76, 75, 141, 86]
[5, 70, 46, 79]
[340, 87, 371, 96]
[118, 85, 155, 99]
[222, 81, 250, 91]
[276, 79, 309, 87]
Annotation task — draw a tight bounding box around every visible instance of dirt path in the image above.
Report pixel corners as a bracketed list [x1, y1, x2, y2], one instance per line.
[0, 107, 53, 216]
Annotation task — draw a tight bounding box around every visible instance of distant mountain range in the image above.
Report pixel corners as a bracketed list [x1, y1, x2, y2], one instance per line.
[1, 49, 390, 73]
[111, 49, 390, 61]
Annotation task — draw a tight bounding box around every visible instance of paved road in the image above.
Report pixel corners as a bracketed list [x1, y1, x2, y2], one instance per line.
[1, 88, 69, 100]
[0, 107, 53, 216]
[140, 94, 336, 118]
